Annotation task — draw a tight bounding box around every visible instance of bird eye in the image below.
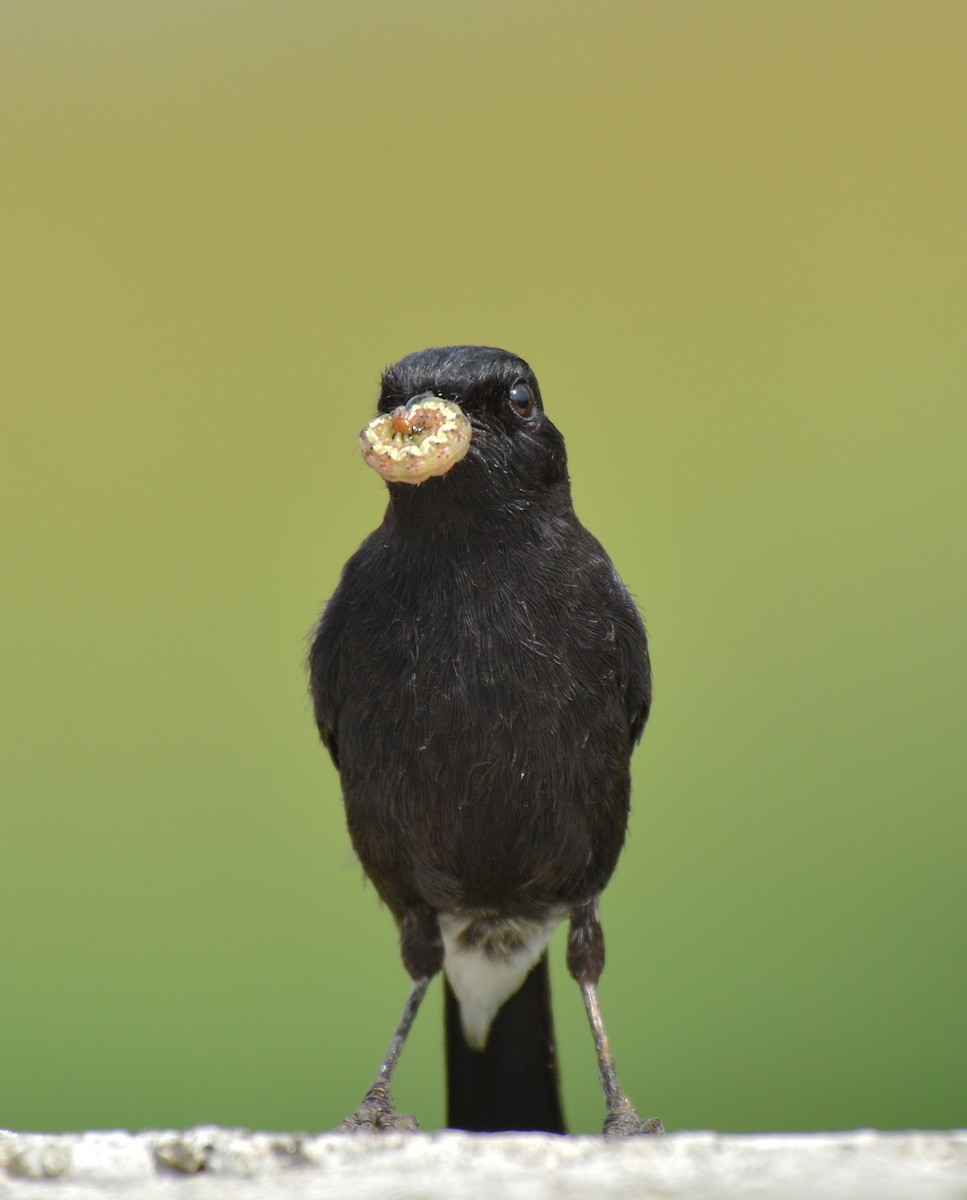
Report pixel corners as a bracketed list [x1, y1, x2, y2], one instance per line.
[508, 381, 536, 418]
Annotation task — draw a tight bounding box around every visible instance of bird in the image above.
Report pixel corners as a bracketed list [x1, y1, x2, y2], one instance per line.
[309, 345, 662, 1136]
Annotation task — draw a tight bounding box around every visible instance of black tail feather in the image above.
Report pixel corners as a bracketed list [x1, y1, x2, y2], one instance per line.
[445, 952, 566, 1133]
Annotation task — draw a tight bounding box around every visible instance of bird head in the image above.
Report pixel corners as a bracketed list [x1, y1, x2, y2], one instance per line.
[360, 346, 568, 499]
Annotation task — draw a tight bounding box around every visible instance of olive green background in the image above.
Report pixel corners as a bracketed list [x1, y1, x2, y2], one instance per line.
[2, 2, 965, 1135]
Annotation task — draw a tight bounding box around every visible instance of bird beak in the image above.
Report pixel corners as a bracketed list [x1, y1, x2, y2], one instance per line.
[389, 392, 437, 438]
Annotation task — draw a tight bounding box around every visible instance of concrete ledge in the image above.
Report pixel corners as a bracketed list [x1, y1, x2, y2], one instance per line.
[1, 1128, 965, 1199]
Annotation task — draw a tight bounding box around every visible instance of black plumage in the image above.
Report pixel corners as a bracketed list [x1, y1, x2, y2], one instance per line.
[309, 345, 661, 1136]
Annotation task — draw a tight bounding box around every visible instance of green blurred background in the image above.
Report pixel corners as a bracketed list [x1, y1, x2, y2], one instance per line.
[2, 1, 965, 1135]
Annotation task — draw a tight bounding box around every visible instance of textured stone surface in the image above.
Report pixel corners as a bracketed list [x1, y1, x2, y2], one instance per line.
[1, 1128, 965, 1199]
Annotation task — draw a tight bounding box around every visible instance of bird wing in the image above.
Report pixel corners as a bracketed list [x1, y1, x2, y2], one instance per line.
[308, 587, 345, 769]
[611, 576, 652, 746]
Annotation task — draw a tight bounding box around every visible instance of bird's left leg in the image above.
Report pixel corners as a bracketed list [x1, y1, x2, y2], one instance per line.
[337, 906, 443, 1132]
[568, 899, 664, 1137]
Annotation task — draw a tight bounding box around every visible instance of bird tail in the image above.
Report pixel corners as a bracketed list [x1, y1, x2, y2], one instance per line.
[444, 951, 566, 1133]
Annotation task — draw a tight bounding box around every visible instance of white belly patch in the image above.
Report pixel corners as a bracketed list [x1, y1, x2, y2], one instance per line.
[439, 911, 563, 1051]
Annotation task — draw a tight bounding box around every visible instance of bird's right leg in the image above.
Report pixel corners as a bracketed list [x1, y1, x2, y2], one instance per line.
[337, 906, 443, 1133]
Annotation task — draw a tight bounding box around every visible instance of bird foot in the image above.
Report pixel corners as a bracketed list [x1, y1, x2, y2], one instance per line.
[336, 1085, 420, 1133]
[603, 1102, 665, 1137]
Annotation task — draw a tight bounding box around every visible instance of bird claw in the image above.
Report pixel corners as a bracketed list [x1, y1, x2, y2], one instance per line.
[603, 1104, 665, 1137]
[335, 1086, 421, 1134]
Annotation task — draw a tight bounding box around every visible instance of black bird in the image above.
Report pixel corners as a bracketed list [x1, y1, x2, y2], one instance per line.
[309, 345, 662, 1136]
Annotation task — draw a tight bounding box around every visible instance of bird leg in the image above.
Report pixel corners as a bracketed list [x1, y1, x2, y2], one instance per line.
[337, 906, 443, 1133]
[336, 976, 430, 1132]
[568, 900, 664, 1137]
